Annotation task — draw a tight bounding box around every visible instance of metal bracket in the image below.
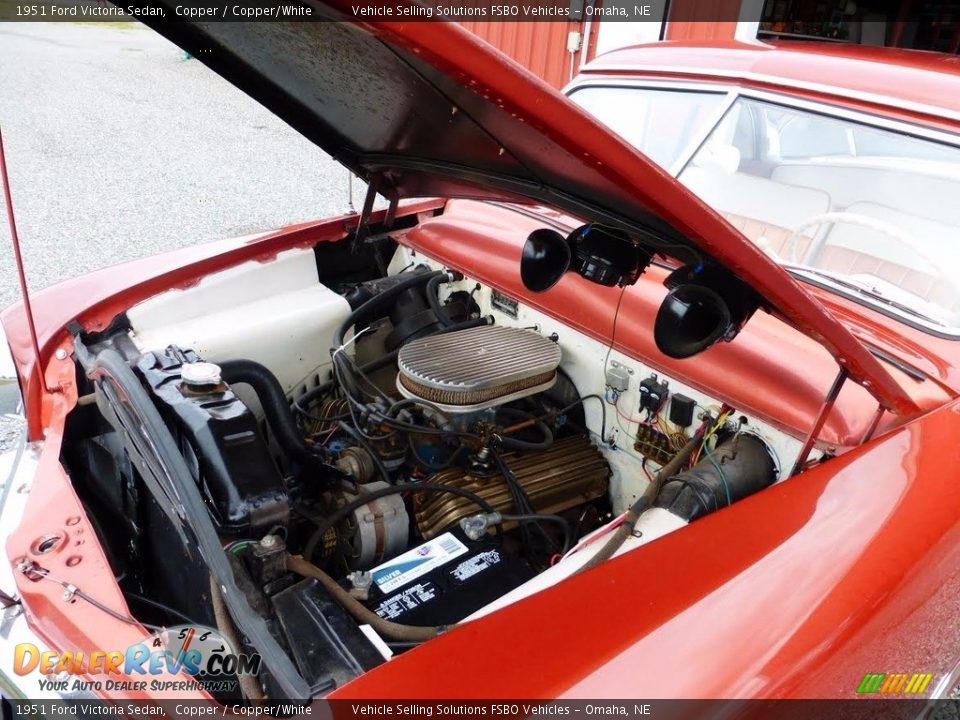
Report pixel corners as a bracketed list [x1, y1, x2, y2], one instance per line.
[384, 192, 398, 230]
[351, 183, 378, 253]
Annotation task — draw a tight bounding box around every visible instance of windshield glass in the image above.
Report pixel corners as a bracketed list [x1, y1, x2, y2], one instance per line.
[572, 85, 960, 333]
[677, 97, 960, 331]
[569, 86, 726, 169]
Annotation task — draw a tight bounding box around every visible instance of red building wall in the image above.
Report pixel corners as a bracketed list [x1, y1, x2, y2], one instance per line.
[460, 11, 739, 89]
[666, 21, 740, 40]
[458, 21, 583, 89]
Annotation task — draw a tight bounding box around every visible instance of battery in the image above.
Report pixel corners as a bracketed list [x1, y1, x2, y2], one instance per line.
[360, 529, 535, 626]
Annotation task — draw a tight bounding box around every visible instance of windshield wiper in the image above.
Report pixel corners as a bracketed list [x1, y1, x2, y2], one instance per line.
[782, 264, 949, 327]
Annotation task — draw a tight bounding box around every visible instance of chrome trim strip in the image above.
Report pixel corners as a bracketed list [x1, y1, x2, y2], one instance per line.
[577, 64, 960, 124]
[862, 343, 928, 382]
[669, 90, 738, 177]
[788, 274, 960, 339]
[565, 78, 960, 149]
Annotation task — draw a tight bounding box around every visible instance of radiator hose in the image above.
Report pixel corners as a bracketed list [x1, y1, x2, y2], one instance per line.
[219, 359, 336, 479]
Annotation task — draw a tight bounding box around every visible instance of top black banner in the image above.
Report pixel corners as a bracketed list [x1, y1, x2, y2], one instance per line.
[2, 0, 661, 21]
[0, 0, 940, 23]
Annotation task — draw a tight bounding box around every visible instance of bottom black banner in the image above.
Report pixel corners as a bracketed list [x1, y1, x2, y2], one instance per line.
[2, 699, 959, 720]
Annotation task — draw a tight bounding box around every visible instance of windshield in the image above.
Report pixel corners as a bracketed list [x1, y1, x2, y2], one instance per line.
[569, 86, 726, 169]
[573, 86, 960, 333]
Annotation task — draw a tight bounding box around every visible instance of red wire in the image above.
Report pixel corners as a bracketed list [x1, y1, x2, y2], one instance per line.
[613, 393, 644, 425]
[564, 511, 629, 559]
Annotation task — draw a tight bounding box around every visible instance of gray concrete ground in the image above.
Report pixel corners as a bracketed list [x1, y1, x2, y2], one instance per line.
[0, 22, 358, 447]
[0, 22, 355, 309]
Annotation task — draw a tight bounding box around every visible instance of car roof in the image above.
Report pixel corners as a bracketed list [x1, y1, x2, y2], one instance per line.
[578, 40, 960, 122]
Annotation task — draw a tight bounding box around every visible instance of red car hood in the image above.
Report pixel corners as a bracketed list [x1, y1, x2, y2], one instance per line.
[35, 8, 914, 415]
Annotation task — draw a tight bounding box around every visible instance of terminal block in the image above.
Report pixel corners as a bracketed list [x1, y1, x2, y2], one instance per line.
[634, 424, 673, 465]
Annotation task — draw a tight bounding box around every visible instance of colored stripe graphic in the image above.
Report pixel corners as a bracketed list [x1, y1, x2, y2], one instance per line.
[857, 673, 885, 694]
[857, 672, 934, 694]
[880, 673, 905, 693]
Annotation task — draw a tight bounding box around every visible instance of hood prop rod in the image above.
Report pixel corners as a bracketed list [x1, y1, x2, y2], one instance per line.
[350, 182, 378, 252]
[790, 366, 848, 477]
[350, 182, 397, 276]
[0, 126, 48, 393]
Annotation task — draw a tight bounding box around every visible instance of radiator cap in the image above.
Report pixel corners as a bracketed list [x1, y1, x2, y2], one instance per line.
[181, 361, 222, 387]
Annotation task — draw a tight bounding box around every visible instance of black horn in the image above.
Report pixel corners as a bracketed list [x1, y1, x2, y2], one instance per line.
[655, 264, 761, 359]
[521, 224, 650, 292]
[521, 228, 572, 292]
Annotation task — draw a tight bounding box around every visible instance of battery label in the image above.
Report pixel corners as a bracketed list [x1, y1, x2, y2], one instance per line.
[370, 532, 469, 593]
[374, 582, 438, 620]
[451, 550, 502, 582]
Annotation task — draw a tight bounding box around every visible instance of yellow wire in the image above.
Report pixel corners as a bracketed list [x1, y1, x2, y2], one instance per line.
[692, 410, 731, 466]
[703, 411, 731, 443]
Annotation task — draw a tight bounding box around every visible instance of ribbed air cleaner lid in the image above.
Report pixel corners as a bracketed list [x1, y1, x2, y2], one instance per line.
[396, 325, 562, 411]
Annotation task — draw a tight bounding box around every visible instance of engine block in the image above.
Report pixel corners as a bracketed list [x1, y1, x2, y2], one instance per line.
[413, 435, 609, 539]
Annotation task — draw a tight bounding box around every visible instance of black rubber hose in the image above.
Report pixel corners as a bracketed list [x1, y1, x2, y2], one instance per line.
[436, 316, 492, 334]
[499, 513, 572, 554]
[495, 407, 554, 452]
[558, 393, 607, 446]
[302, 482, 496, 562]
[332, 270, 446, 402]
[387, 396, 452, 422]
[499, 423, 553, 452]
[426, 273, 453, 327]
[333, 269, 445, 350]
[219, 359, 333, 476]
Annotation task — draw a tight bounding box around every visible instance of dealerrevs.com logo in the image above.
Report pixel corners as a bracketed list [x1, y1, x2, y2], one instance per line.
[856, 672, 936, 695]
[13, 625, 261, 693]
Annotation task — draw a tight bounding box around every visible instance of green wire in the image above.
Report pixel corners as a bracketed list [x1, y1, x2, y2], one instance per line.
[706, 453, 732, 507]
[227, 540, 256, 554]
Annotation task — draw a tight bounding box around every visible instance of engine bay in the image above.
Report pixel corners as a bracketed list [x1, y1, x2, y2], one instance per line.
[60, 222, 806, 700]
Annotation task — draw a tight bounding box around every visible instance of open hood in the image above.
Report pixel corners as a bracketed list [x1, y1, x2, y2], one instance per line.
[125, 6, 918, 416]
